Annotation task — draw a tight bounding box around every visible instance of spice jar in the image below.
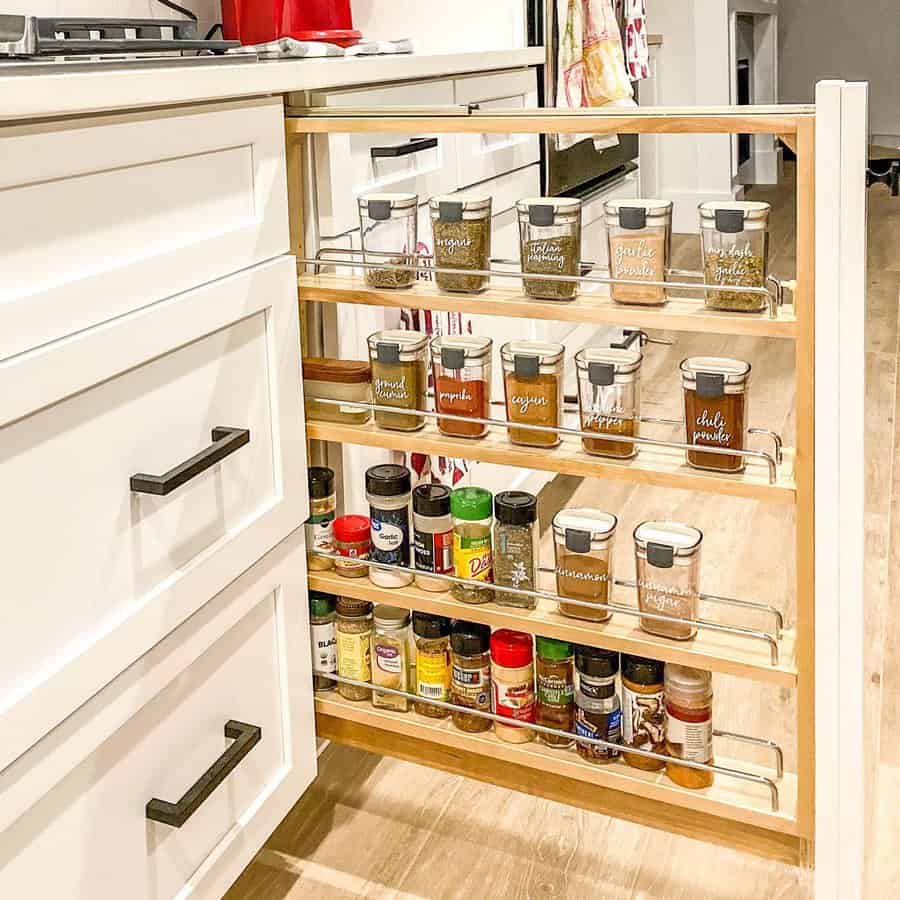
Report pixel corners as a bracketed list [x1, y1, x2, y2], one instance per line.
[493, 491, 539, 609]
[604, 199, 672, 305]
[621, 654, 666, 770]
[535, 637, 575, 748]
[309, 590, 337, 692]
[366, 464, 413, 588]
[450, 620, 492, 733]
[500, 340, 565, 448]
[305, 467, 336, 572]
[413, 612, 452, 718]
[517, 197, 582, 300]
[633, 521, 703, 640]
[491, 629, 536, 744]
[574, 646, 621, 764]
[412, 484, 454, 592]
[430, 194, 492, 293]
[372, 605, 411, 712]
[680, 356, 751, 473]
[336, 597, 373, 701]
[430, 335, 492, 438]
[553, 509, 617, 622]
[699, 200, 771, 312]
[664, 664, 714, 789]
[358, 192, 418, 289]
[450, 487, 494, 604]
[302, 357, 372, 425]
[575, 348, 642, 459]
[367, 330, 429, 432]
[332, 514, 371, 578]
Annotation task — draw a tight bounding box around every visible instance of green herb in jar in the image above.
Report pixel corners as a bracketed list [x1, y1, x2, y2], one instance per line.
[365, 257, 417, 289]
[702, 250, 766, 311]
[522, 235, 579, 300]
[433, 218, 490, 293]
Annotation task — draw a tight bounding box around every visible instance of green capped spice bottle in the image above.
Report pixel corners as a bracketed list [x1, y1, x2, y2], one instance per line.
[450, 487, 494, 604]
[309, 590, 337, 692]
[535, 637, 575, 747]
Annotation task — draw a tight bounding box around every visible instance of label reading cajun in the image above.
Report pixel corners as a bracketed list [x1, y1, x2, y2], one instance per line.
[415, 528, 453, 574]
[310, 621, 337, 675]
[336, 629, 371, 682]
[453, 531, 493, 583]
[493, 678, 535, 722]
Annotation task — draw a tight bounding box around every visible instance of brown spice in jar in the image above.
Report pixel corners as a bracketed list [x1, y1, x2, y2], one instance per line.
[450, 622, 492, 733]
[522, 235, 579, 300]
[433, 218, 491, 293]
[703, 250, 766, 312]
[371, 357, 427, 431]
[621, 656, 666, 770]
[608, 233, 667, 305]
[503, 372, 561, 447]
[555, 553, 611, 622]
[683, 387, 747, 472]
[582, 411, 636, 458]
[535, 639, 575, 748]
[335, 598, 373, 702]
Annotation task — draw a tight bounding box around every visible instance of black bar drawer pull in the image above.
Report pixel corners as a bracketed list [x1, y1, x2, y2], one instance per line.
[146, 720, 262, 828]
[130, 426, 250, 496]
[370, 136, 438, 159]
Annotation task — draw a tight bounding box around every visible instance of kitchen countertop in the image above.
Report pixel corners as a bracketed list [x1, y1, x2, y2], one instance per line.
[0, 47, 544, 124]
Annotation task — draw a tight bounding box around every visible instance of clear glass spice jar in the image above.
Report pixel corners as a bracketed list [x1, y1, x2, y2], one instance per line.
[699, 200, 771, 312]
[366, 464, 413, 589]
[305, 466, 336, 572]
[605, 199, 672, 305]
[332, 514, 372, 578]
[372, 604, 411, 712]
[575, 347, 642, 459]
[413, 612, 452, 718]
[309, 590, 337, 692]
[633, 521, 703, 640]
[302, 357, 372, 425]
[367, 329, 429, 431]
[358, 192, 418, 289]
[412, 483, 454, 592]
[501, 340, 565, 448]
[680, 356, 751, 473]
[335, 597, 373, 701]
[553, 509, 617, 622]
[430, 194, 492, 293]
[621, 654, 666, 770]
[665, 664, 714, 789]
[493, 490, 539, 609]
[517, 197, 582, 300]
[450, 487, 494, 604]
[574, 646, 621, 764]
[535, 636, 575, 748]
[430, 335, 492, 438]
[450, 620, 492, 733]
[491, 629, 536, 744]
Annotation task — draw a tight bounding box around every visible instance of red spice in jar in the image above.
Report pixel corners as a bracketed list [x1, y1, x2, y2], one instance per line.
[435, 374, 489, 437]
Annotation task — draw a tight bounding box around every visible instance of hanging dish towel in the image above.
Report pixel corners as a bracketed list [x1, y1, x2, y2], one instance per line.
[556, 0, 636, 151]
[623, 0, 650, 81]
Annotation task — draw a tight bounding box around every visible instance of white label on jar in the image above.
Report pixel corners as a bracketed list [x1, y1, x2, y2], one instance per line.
[666, 711, 713, 762]
[310, 622, 337, 674]
[622, 685, 665, 745]
[493, 678, 535, 721]
[509, 394, 549, 416]
[372, 520, 405, 552]
[692, 409, 733, 446]
[374, 375, 409, 402]
[374, 640, 403, 675]
[306, 517, 334, 553]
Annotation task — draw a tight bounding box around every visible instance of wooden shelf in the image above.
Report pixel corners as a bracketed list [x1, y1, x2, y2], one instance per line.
[306, 419, 796, 504]
[308, 570, 796, 687]
[315, 693, 799, 836]
[297, 274, 798, 340]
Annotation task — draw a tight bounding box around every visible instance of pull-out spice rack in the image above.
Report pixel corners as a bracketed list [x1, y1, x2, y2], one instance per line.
[286, 90, 866, 887]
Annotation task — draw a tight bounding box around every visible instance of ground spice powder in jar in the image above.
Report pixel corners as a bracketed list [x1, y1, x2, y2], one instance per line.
[413, 612, 452, 718]
[430, 195, 492, 293]
[621, 654, 666, 770]
[332, 515, 372, 578]
[413, 483, 454, 592]
[501, 341, 565, 448]
[553, 509, 617, 622]
[450, 621, 492, 733]
[535, 637, 575, 747]
[371, 605, 411, 712]
[605, 200, 672, 305]
[664, 664, 714, 789]
[430, 335, 492, 438]
[335, 597, 373, 701]
[367, 330, 429, 431]
[491, 629, 536, 744]
[305, 467, 336, 572]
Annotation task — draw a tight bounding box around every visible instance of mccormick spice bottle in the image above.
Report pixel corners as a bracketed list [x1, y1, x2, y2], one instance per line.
[633, 521, 703, 640]
[413, 612, 452, 718]
[450, 487, 494, 604]
[430, 194, 492, 293]
[535, 637, 575, 748]
[365, 464, 413, 588]
[574, 646, 621, 764]
[412, 484, 454, 592]
[491, 629, 536, 744]
[367, 330, 429, 431]
[500, 340, 565, 448]
[372, 605, 411, 712]
[309, 590, 337, 692]
[680, 356, 751, 472]
[335, 597, 374, 701]
[604, 199, 672, 305]
[358, 192, 418, 289]
[552, 509, 618, 622]
[574, 348, 642, 459]
[664, 664, 714, 789]
[621, 654, 666, 770]
[492, 490, 539, 609]
[517, 197, 582, 300]
[430, 335, 492, 438]
[306, 467, 336, 571]
[332, 514, 372, 578]
[450, 620, 492, 733]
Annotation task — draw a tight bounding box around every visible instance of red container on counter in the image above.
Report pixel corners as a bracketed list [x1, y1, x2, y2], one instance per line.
[221, 0, 362, 47]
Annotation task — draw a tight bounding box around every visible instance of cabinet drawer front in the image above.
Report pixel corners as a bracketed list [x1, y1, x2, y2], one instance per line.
[0, 531, 316, 900]
[0, 97, 288, 361]
[0, 256, 306, 772]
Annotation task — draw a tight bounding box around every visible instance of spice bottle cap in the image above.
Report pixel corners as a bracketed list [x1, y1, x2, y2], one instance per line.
[451, 486, 493, 521]
[633, 521, 703, 565]
[373, 604, 411, 627]
[413, 611, 451, 639]
[552, 509, 618, 546]
[365, 464, 412, 497]
[491, 629, 534, 668]
[451, 620, 491, 655]
[308, 466, 335, 500]
[622, 654, 664, 686]
[333, 514, 371, 543]
[309, 590, 336, 617]
[494, 491, 538, 526]
[575, 645, 619, 678]
[336, 597, 373, 618]
[536, 636, 573, 660]
[413, 483, 452, 517]
[664, 664, 712, 703]
[303, 357, 372, 385]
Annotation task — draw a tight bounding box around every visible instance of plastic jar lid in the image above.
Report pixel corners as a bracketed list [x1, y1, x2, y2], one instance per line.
[451, 620, 491, 655]
[413, 483, 452, 517]
[500, 340, 565, 367]
[450, 486, 493, 521]
[516, 196, 582, 226]
[333, 515, 371, 543]
[367, 330, 429, 360]
[536, 635, 573, 660]
[633, 521, 703, 562]
[373, 604, 411, 628]
[622, 653, 664, 686]
[679, 356, 751, 392]
[574, 347, 643, 380]
[604, 198, 672, 229]
[664, 663, 713, 705]
[430, 334, 492, 366]
[491, 629, 534, 668]
[575, 645, 619, 678]
[309, 590, 336, 617]
[336, 597, 373, 617]
[552, 509, 618, 549]
[494, 491, 537, 526]
[365, 464, 412, 498]
[429, 194, 492, 218]
[308, 466, 335, 499]
[358, 192, 418, 218]
[413, 611, 451, 639]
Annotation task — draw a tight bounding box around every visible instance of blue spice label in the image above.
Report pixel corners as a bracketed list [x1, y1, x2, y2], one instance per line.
[370, 507, 410, 566]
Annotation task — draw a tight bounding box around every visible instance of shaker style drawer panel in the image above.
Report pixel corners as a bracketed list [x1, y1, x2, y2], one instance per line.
[0, 255, 306, 774]
[0, 97, 288, 361]
[310, 79, 458, 237]
[0, 531, 316, 900]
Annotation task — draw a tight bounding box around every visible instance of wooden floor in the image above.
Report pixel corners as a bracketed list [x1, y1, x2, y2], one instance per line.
[226, 168, 898, 900]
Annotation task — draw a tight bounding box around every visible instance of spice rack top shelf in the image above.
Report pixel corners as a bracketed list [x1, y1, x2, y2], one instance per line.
[315, 693, 800, 836]
[308, 570, 797, 687]
[297, 274, 799, 340]
[305, 419, 797, 504]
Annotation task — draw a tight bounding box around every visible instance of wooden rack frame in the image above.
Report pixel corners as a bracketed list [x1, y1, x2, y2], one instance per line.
[287, 86, 867, 896]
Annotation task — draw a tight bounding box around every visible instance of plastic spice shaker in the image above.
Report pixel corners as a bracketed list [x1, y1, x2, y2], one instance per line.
[491, 629, 536, 744]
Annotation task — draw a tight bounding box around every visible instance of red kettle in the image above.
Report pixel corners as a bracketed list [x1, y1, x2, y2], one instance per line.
[221, 0, 362, 47]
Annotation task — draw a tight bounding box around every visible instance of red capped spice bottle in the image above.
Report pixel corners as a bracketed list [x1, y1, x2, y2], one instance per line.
[332, 514, 371, 578]
[490, 629, 535, 744]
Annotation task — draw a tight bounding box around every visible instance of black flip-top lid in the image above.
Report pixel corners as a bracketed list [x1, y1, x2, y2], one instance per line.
[494, 491, 538, 526]
[308, 466, 335, 500]
[413, 483, 452, 517]
[618, 206, 647, 230]
[365, 464, 412, 497]
[575, 645, 619, 678]
[413, 611, 451, 639]
[451, 620, 491, 655]
[715, 208, 746, 233]
[622, 654, 664, 686]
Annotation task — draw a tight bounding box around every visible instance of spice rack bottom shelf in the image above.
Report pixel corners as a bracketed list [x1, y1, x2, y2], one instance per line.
[315, 694, 801, 853]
